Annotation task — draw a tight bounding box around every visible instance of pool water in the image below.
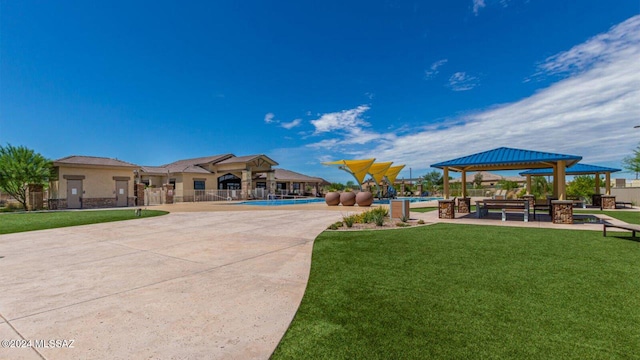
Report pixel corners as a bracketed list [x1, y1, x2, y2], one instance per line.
[236, 198, 326, 206]
[374, 197, 442, 204]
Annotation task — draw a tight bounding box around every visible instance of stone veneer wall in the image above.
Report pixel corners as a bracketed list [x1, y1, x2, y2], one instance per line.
[552, 201, 573, 224]
[164, 184, 174, 204]
[601, 195, 616, 210]
[438, 200, 455, 219]
[458, 198, 471, 214]
[134, 183, 145, 206]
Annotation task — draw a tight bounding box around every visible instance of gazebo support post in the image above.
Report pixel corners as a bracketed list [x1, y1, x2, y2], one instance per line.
[438, 166, 455, 219]
[557, 160, 566, 201]
[601, 172, 616, 209]
[458, 170, 470, 213]
[526, 175, 532, 195]
[552, 165, 559, 199]
[443, 167, 449, 199]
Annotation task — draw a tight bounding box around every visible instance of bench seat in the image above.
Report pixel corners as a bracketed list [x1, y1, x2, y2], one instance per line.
[603, 222, 640, 238]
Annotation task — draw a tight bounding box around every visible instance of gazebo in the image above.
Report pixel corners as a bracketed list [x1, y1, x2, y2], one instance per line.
[519, 163, 621, 209]
[431, 147, 582, 223]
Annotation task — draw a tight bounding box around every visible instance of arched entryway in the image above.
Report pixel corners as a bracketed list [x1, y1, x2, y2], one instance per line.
[218, 173, 241, 190]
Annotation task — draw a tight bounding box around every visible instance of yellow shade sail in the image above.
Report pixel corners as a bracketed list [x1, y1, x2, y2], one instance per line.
[385, 165, 405, 184]
[322, 158, 375, 186]
[368, 162, 393, 185]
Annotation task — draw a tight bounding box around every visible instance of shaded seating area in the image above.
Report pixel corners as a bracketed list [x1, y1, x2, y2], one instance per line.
[431, 147, 582, 224]
[476, 199, 529, 222]
[519, 163, 622, 210]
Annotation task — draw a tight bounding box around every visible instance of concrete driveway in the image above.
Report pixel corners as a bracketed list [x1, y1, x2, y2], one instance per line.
[0, 210, 341, 360]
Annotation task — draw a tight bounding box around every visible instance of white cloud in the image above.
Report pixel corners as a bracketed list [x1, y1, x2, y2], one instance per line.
[472, 0, 486, 15]
[536, 15, 640, 77]
[264, 113, 275, 124]
[281, 118, 302, 130]
[424, 59, 448, 79]
[310, 105, 371, 134]
[448, 72, 479, 91]
[271, 16, 640, 181]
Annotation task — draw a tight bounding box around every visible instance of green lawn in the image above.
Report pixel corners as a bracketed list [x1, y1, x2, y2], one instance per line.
[272, 224, 640, 359]
[0, 209, 168, 234]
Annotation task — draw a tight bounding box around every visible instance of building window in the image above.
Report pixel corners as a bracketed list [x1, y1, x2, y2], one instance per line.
[218, 173, 241, 190]
[194, 180, 205, 190]
[256, 182, 266, 189]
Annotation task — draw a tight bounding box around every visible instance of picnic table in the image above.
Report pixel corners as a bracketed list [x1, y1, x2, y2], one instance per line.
[476, 199, 530, 222]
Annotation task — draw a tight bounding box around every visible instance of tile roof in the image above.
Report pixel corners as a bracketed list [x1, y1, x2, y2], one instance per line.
[162, 154, 234, 168]
[519, 163, 621, 176]
[54, 155, 138, 167]
[431, 147, 582, 170]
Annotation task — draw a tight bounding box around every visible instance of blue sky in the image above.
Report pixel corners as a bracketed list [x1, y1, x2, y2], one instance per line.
[1, 1, 639, 183]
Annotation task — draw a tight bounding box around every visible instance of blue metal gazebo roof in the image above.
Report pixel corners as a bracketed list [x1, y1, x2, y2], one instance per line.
[519, 163, 621, 176]
[431, 147, 582, 171]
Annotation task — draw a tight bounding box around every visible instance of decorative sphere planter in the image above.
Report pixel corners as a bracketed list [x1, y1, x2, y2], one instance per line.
[340, 191, 356, 206]
[356, 191, 373, 206]
[325, 192, 340, 206]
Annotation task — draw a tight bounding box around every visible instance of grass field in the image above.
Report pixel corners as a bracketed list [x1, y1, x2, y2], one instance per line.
[273, 224, 640, 359]
[0, 209, 168, 234]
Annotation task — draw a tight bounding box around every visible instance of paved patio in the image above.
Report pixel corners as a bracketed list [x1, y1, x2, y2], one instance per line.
[0, 210, 342, 360]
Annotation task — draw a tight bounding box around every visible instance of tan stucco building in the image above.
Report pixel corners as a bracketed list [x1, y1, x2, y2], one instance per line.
[49, 153, 328, 209]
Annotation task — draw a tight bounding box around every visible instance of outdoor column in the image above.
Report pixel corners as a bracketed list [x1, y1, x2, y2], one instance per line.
[267, 171, 276, 195]
[526, 175, 532, 195]
[605, 172, 611, 195]
[241, 170, 252, 199]
[443, 167, 449, 199]
[557, 160, 566, 200]
[552, 165, 558, 199]
[594, 173, 601, 194]
[461, 171, 467, 198]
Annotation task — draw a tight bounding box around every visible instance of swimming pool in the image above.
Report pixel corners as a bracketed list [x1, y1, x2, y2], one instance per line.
[236, 197, 441, 206]
[374, 197, 442, 204]
[236, 198, 326, 206]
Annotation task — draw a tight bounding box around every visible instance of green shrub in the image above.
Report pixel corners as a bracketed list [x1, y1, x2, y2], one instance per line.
[400, 214, 408, 223]
[395, 222, 410, 227]
[372, 212, 385, 226]
[417, 219, 425, 224]
[343, 215, 355, 228]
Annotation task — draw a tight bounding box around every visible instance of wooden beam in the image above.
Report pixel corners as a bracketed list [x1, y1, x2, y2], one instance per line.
[606, 172, 611, 195]
[526, 175, 531, 195]
[594, 172, 601, 194]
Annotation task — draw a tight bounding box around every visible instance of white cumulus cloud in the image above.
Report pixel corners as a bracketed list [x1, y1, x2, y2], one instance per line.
[310, 105, 371, 134]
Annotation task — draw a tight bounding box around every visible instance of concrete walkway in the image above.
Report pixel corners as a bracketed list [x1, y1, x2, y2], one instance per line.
[0, 210, 342, 360]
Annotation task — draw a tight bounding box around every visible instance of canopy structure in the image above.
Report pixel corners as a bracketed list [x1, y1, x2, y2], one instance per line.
[385, 165, 405, 184]
[322, 159, 375, 189]
[368, 162, 393, 185]
[519, 163, 621, 196]
[431, 147, 582, 200]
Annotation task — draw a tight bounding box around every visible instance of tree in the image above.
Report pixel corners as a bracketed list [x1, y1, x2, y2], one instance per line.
[622, 144, 640, 179]
[567, 175, 599, 200]
[473, 173, 483, 189]
[421, 170, 442, 194]
[531, 176, 551, 199]
[0, 144, 53, 210]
